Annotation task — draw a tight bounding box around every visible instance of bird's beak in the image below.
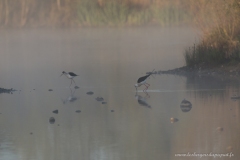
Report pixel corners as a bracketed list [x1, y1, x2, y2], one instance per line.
[60, 73, 63, 77]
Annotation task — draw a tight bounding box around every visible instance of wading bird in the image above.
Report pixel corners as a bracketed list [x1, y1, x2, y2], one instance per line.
[135, 69, 154, 91]
[60, 71, 78, 87]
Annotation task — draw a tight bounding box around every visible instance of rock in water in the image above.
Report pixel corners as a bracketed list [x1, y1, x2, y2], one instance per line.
[52, 110, 58, 114]
[75, 110, 81, 113]
[170, 117, 179, 123]
[96, 97, 104, 101]
[74, 86, 80, 89]
[86, 91, 94, 95]
[49, 117, 55, 124]
[216, 127, 224, 132]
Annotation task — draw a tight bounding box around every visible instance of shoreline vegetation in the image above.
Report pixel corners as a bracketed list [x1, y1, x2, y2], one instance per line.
[183, 0, 240, 67]
[0, 0, 192, 28]
[0, 0, 239, 67]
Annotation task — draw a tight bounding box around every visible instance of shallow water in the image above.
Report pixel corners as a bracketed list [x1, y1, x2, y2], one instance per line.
[0, 27, 239, 160]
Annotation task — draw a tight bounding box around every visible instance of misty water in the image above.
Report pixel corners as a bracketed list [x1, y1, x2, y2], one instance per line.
[0, 27, 239, 160]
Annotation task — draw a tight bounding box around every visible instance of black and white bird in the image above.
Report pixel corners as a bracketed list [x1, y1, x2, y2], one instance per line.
[135, 70, 154, 91]
[60, 71, 78, 87]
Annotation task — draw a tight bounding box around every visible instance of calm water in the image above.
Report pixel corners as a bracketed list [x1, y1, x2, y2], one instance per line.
[0, 27, 239, 160]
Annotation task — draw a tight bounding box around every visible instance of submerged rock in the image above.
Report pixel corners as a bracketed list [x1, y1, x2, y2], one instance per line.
[102, 102, 107, 104]
[170, 117, 179, 123]
[52, 110, 58, 114]
[74, 86, 80, 89]
[180, 99, 192, 112]
[216, 127, 224, 132]
[111, 110, 114, 112]
[96, 97, 104, 101]
[86, 91, 94, 95]
[75, 110, 81, 113]
[48, 89, 53, 91]
[49, 117, 55, 124]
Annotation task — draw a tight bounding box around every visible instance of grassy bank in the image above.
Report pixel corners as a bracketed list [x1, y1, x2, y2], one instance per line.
[1, 0, 239, 67]
[184, 40, 240, 67]
[0, 0, 192, 28]
[77, 0, 190, 26]
[184, 0, 240, 67]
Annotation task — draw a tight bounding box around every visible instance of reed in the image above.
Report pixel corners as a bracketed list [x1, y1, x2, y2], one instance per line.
[77, 0, 190, 26]
[184, 0, 240, 66]
[0, 0, 192, 27]
[184, 40, 240, 67]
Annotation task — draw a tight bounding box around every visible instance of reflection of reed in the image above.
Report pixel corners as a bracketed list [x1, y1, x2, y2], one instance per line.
[184, 74, 240, 100]
[154, 70, 240, 100]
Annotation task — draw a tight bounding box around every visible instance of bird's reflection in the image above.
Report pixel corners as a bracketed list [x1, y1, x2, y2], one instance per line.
[61, 88, 78, 104]
[135, 91, 151, 108]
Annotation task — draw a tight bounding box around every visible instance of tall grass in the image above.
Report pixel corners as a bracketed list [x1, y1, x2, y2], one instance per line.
[77, 0, 191, 26]
[184, 0, 240, 66]
[184, 42, 240, 67]
[77, 0, 130, 26]
[0, 0, 193, 27]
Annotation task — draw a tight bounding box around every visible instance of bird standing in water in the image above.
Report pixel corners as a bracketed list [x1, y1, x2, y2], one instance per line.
[135, 69, 154, 91]
[60, 71, 78, 87]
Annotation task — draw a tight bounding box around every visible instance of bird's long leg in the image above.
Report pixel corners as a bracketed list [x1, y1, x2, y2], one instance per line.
[142, 82, 150, 91]
[143, 84, 148, 92]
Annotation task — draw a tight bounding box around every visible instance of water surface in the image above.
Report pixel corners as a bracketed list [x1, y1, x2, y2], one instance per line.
[0, 27, 239, 160]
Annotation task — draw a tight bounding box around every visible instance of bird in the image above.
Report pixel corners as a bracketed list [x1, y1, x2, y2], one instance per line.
[60, 71, 78, 87]
[135, 69, 155, 91]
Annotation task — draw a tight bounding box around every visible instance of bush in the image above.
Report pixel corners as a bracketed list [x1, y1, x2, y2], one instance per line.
[184, 0, 240, 66]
